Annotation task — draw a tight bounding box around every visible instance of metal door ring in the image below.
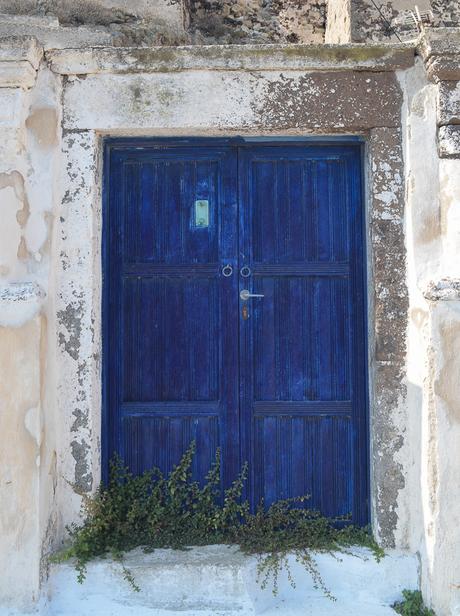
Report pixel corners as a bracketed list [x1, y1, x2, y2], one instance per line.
[240, 266, 251, 278]
[222, 264, 233, 277]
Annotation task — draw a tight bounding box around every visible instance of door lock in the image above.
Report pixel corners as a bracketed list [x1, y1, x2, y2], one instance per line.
[240, 289, 264, 301]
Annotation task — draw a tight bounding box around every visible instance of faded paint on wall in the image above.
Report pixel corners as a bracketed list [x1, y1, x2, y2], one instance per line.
[424, 300, 460, 616]
[0, 47, 61, 610]
[0, 318, 42, 610]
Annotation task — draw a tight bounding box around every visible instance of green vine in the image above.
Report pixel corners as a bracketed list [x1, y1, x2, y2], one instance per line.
[392, 590, 436, 616]
[54, 442, 383, 598]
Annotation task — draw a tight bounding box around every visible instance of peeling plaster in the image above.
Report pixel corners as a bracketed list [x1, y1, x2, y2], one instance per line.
[0, 171, 31, 278]
[425, 278, 460, 301]
[369, 127, 408, 547]
[70, 439, 93, 492]
[57, 301, 83, 361]
[257, 71, 402, 130]
[0, 282, 45, 327]
[26, 107, 58, 149]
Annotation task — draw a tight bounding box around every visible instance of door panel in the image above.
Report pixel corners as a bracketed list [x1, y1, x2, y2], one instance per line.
[104, 140, 368, 524]
[105, 146, 239, 487]
[239, 146, 367, 522]
[253, 415, 353, 518]
[122, 277, 220, 402]
[252, 277, 351, 402]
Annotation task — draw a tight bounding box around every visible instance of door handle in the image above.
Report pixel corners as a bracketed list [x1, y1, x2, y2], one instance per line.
[240, 289, 264, 301]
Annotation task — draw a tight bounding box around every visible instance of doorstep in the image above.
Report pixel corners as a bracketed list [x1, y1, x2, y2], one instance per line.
[39, 545, 418, 616]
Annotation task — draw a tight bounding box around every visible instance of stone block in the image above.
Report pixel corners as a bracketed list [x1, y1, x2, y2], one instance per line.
[438, 80, 460, 125]
[438, 125, 460, 158]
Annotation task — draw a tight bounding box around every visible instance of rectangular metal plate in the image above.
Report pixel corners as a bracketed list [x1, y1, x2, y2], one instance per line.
[194, 200, 209, 228]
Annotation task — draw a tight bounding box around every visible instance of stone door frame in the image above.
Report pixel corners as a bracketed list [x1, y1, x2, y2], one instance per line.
[52, 44, 413, 547]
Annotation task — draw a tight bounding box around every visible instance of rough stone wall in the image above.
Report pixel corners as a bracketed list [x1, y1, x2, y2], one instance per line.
[1, 0, 459, 47]
[431, 0, 460, 28]
[326, 0, 460, 44]
[187, 0, 326, 44]
[349, 0, 433, 43]
[0, 0, 188, 46]
[0, 0, 326, 46]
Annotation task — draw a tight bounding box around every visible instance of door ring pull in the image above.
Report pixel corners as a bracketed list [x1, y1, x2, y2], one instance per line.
[222, 264, 233, 277]
[240, 266, 251, 278]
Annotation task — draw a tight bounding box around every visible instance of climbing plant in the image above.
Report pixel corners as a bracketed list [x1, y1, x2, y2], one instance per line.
[54, 442, 383, 598]
[392, 590, 436, 616]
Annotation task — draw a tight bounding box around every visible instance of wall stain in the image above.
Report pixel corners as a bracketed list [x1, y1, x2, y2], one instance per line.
[57, 301, 83, 361]
[70, 439, 92, 492]
[434, 320, 460, 423]
[26, 107, 58, 149]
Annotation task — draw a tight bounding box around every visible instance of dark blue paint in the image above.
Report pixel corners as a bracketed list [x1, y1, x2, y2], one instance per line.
[103, 138, 369, 525]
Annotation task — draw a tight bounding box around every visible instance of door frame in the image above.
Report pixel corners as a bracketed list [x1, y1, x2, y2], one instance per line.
[102, 136, 370, 524]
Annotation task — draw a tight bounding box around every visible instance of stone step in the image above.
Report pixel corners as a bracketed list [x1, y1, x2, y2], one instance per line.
[42, 545, 418, 616]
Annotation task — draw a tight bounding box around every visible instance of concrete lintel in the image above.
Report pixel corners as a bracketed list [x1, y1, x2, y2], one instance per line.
[0, 36, 43, 88]
[46, 43, 415, 76]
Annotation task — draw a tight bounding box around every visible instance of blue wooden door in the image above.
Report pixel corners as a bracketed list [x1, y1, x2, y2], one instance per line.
[104, 143, 240, 488]
[238, 145, 368, 524]
[104, 139, 368, 524]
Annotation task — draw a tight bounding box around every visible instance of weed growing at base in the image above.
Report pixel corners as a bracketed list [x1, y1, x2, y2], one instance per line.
[392, 590, 435, 616]
[55, 442, 383, 598]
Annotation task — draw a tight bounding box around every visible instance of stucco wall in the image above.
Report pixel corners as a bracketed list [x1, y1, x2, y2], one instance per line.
[0, 33, 460, 616]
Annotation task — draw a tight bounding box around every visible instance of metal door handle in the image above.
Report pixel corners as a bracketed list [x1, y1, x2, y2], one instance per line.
[240, 289, 264, 301]
[222, 264, 233, 277]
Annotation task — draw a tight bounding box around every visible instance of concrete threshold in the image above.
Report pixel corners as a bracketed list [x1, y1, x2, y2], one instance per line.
[24, 545, 421, 616]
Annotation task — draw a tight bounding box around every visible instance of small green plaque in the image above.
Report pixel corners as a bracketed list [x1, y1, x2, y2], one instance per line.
[195, 200, 209, 228]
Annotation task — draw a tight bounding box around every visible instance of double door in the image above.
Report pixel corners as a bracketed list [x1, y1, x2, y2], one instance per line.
[104, 139, 368, 523]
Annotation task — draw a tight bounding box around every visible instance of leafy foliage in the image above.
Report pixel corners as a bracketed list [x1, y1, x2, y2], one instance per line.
[392, 590, 436, 616]
[55, 442, 383, 597]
